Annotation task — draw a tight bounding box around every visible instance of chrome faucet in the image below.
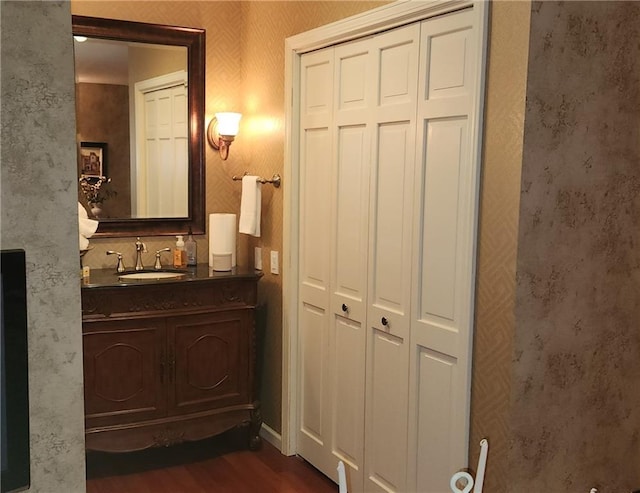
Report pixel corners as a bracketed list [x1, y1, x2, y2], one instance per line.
[154, 248, 172, 270]
[134, 237, 147, 271]
[106, 251, 125, 273]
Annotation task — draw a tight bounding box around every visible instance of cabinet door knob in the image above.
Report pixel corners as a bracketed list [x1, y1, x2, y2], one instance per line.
[381, 317, 389, 326]
[342, 304, 349, 312]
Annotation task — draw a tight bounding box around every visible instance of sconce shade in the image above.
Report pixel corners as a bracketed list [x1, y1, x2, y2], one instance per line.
[215, 112, 242, 136]
[207, 112, 242, 160]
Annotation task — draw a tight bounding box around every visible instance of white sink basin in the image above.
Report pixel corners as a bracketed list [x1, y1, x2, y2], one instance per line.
[119, 271, 186, 281]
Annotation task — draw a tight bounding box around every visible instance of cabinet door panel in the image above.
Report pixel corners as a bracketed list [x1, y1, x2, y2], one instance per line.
[83, 318, 166, 427]
[169, 311, 251, 415]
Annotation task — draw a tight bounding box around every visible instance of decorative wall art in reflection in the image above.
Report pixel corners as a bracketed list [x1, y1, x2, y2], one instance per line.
[79, 141, 107, 178]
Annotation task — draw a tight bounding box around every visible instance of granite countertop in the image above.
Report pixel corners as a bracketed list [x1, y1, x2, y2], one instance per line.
[81, 263, 262, 289]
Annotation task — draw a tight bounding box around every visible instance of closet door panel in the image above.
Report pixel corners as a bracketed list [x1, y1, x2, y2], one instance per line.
[299, 302, 327, 442]
[332, 315, 365, 472]
[364, 23, 419, 493]
[367, 22, 419, 342]
[423, 13, 475, 105]
[409, 8, 482, 492]
[377, 25, 419, 111]
[328, 39, 373, 491]
[297, 48, 335, 474]
[330, 125, 369, 481]
[332, 125, 369, 319]
[302, 53, 334, 128]
[299, 127, 332, 304]
[365, 330, 409, 493]
[419, 118, 468, 330]
[368, 121, 414, 341]
[415, 348, 458, 490]
[337, 48, 369, 113]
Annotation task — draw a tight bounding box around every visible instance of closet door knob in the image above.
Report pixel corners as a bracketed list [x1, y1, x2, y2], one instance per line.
[342, 304, 349, 312]
[381, 317, 389, 326]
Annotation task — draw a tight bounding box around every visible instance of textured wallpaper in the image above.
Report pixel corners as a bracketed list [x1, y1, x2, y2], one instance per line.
[1, 2, 87, 491]
[76, 83, 131, 218]
[510, 1, 640, 490]
[470, 2, 530, 492]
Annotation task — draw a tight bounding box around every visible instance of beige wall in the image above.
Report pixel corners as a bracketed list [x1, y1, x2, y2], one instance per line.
[71, 0, 390, 433]
[469, 2, 530, 491]
[128, 44, 186, 85]
[76, 83, 131, 218]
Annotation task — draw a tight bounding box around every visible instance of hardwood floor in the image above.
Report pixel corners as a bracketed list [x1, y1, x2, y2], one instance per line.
[86, 430, 338, 493]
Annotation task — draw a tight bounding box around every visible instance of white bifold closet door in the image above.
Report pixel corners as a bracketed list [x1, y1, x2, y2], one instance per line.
[407, 9, 480, 492]
[363, 23, 419, 493]
[297, 6, 482, 493]
[297, 46, 336, 481]
[297, 38, 374, 491]
[297, 22, 419, 491]
[138, 83, 188, 218]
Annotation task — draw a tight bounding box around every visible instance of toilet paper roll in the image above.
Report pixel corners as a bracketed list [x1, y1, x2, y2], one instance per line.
[209, 213, 236, 267]
[450, 472, 474, 493]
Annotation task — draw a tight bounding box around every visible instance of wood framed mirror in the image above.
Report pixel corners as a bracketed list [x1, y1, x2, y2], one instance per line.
[72, 15, 205, 237]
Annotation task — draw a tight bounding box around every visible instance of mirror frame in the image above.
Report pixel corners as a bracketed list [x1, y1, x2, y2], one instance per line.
[72, 15, 205, 237]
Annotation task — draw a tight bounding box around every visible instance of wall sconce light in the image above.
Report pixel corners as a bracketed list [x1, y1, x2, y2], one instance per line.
[207, 112, 241, 160]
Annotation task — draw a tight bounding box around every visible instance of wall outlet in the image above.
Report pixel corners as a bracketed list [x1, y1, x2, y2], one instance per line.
[270, 250, 279, 275]
[254, 247, 262, 271]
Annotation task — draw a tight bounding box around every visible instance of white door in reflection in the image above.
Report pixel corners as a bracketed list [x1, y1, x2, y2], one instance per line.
[134, 70, 188, 218]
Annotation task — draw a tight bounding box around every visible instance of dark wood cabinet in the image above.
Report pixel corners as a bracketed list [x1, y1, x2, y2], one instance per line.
[83, 317, 166, 427]
[169, 311, 251, 416]
[81, 269, 262, 452]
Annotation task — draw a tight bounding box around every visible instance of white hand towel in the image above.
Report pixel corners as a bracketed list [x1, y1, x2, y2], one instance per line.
[79, 217, 99, 238]
[239, 175, 261, 237]
[79, 234, 90, 251]
[78, 201, 89, 220]
[78, 202, 98, 251]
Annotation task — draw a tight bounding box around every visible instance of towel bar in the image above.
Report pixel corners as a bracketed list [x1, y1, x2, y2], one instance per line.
[232, 173, 281, 188]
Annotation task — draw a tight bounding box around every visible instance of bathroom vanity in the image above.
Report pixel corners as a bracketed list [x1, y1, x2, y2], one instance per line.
[80, 265, 262, 453]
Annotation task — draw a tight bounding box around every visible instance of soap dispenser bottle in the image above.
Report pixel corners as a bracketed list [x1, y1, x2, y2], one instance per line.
[173, 235, 186, 268]
[185, 227, 197, 266]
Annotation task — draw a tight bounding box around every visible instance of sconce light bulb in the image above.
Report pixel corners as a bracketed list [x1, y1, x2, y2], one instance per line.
[215, 112, 242, 137]
[74, 36, 88, 43]
[207, 112, 241, 160]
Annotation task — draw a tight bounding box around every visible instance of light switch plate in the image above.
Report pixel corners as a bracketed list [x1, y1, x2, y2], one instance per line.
[270, 250, 279, 275]
[254, 247, 262, 271]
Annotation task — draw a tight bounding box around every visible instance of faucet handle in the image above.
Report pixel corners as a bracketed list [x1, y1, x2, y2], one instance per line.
[154, 248, 172, 270]
[135, 237, 147, 253]
[106, 250, 125, 273]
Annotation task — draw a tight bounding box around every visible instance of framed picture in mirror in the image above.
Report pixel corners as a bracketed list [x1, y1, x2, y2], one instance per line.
[80, 141, 107, 178]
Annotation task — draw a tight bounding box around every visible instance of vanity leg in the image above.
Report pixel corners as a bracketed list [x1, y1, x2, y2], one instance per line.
[249, 401, 262, 450]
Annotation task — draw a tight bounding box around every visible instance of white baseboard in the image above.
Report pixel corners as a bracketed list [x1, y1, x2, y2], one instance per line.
[260, 423, 282, 451]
